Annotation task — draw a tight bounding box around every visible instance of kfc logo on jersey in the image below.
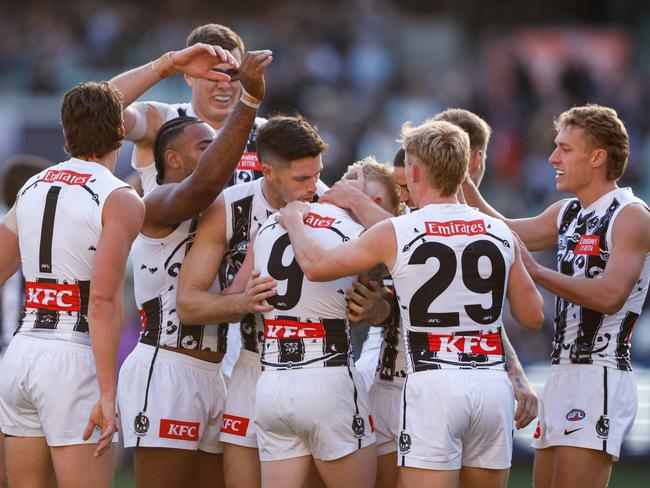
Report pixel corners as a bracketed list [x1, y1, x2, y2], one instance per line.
[304, 213, 335, 229]
[221, 414, 249, 436]
[575, 235, 600, 256]
[237, 152, 262, 171]
[42, 169, 91, 186]
[264, 319, 326, 339]
[159, 419, 200, 441]
[428, 332, 503, 355]
[425, 219, 487, 237]
[24, 282, 81, 311]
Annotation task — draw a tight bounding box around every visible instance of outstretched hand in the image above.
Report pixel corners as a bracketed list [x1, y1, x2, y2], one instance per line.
[170, 43, 238, 82]
[239, 50, 274, 101]
[83, 395, 116, 458]
[241, 270, 276, 314]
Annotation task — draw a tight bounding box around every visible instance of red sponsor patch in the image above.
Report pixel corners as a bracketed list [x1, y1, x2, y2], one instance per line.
[533, 421, 541, 439]
[575, 235, 600, 256]
[42, 169, 91, 186]
[24, 281, 81, 311]
[425, 219, 487, 237]
[159, 419, 200, 441]
[369, 414, 375, 433]
[139, 309, 147, 332]
[263, 319, 326, 339]
[304, 213, 335, 229]
[237, 152, 262, 171]
[427, 332, 503, 355]
[221, 414, 249, 436]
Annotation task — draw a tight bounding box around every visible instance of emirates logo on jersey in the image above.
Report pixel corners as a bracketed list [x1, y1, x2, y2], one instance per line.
[425, 219, 487, 237]
[427, 332, 503, 355]
[237, 152, 262, 171]
[42, 169, 91, 186]
[24, 281, 81, 311]
[264, 318, 326, 339]
[575, 235, 600, 256]
[304, 213, 335, 229]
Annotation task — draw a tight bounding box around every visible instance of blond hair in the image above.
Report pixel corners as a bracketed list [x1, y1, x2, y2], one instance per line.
[343, 156, 400, 215]
[432, 108, 491, 153]
[401, 120, 470, 196]
[555, 104, 629, 181]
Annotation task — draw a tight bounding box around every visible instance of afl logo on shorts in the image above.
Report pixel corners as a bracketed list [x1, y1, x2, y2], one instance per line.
[134, 411, 150, 437]
[351, 414, 365, 438]
[399, 431, 412, 453]
[596, 415, 610, 439]
[565, 409, 586, 421]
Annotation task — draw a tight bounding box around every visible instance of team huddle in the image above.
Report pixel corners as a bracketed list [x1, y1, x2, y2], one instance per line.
[0, 22, 648, 488]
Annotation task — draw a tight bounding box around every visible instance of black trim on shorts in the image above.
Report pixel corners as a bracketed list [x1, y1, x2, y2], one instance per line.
[346, 364, 362, 450]
[136, 347, 160, 447]
[401, 375, 408, 467]
[603, 366, 608, 453]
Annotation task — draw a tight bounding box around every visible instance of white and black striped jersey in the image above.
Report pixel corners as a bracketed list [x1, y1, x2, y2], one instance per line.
[389, 204, 515, 373]
[131, 218, 226, 351]
[15, 158, 130, 345]
[554, 187, 650, 371]
[375, 279, 407, 386]
[132, 101, 266, 194]
[254, 203, 365, 370]
[220, 178, 329, 354]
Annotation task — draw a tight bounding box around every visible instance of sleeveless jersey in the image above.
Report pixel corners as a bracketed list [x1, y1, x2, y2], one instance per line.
[553, 187, 650, 371]
[220, 178, 329, 354]
[15, 158, 130, 345]
[389, 203, 515, 373]
[374, 278, 407, 386]
[254, 203, 364, 370]
[133, 101, 266, 194]
[131, 217, 226, 351]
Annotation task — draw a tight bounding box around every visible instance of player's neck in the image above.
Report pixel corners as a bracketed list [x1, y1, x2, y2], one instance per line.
[260, 178, 285, 210]
[414, 186, 459, 208]
[192, 102, 226, 131]
[575, 180, 618, 209]
[75, 149, 119, 174]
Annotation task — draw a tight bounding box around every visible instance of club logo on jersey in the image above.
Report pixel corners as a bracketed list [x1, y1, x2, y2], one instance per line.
[42, 169, 91, 186]
[425, 219, 487, 237]
[566, 409, 586, 422]
[221, 414, 249, 436]
[351, 414, 365, 438]
[237, 152, 262, 171]
[134, 411, 150, 437]
[304, 213, 335, 229]
[264, 319, 326, 339]
[399, 431, 412, 453]
[575, 235, 601, 256]
[159, 419, 200, 441]
[596, 415, 610, 439]
[24, 282, 81, 311]
[427, 332, 503, 355]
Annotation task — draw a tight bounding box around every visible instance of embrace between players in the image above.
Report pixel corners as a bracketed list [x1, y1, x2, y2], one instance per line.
[0, 21, 647, 488]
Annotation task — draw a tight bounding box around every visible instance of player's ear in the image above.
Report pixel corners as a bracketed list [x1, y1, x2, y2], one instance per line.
[165, 149, 181, 170]
[591, 148, 608, 170]
[184, 74, 194, 88]
[470, 150, 482, 177]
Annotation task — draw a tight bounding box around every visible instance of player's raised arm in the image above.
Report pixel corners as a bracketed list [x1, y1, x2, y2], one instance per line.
[506, 236, 544, 330]
[143, 50, 272, 226]
[84, 187, 144, 457]
[277, 201, 396, 282]
[0, 208, 20, 285]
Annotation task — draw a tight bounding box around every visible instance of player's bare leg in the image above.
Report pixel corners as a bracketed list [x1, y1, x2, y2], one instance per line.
[0, 432, 7, 488]
[397, 467, 459, 488]
[535, 446, 612, 488]
[4, 437, 56, 488]
[376, 452, 398, 488]
[135, 447, 224, 488]
[533, 447, 555, 488]
[49, 443, 114, 488]
[307, 460, 326, 488]
[313, 445, 376, 488]
[223, 444, 261, 488]
[459, 466, 509, 488]
[260, 455, 312, 488]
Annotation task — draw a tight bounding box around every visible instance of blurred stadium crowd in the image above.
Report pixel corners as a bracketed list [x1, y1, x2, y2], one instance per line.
[1, 0, 649, 413]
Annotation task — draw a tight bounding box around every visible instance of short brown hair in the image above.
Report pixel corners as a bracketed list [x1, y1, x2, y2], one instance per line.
[432, 108, 491, 153]
[61, 81, 124, 158]
[401, 120, 470, 197]
[186, 24, 245, 55]
[555, 104, 629, 181]
[256, 115, 328, 167]
[343, 156, 400, 215]
[2, 154, 51, 207]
